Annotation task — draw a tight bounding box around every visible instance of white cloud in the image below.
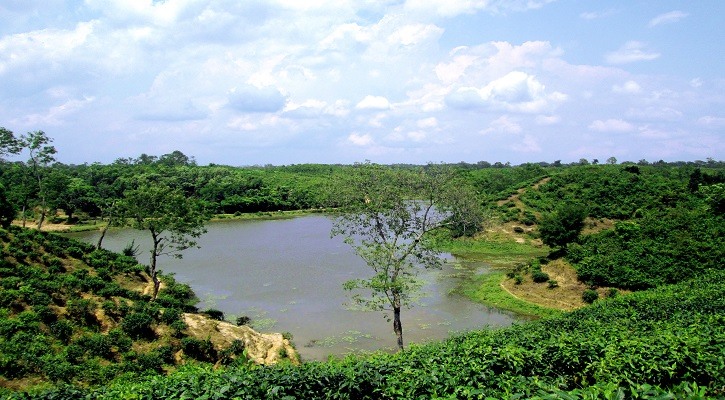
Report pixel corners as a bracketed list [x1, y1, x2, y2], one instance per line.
[698, 116, 725, 128]
[605, 41, 660, 64]
[511, 134, 541, 153]
[589, 119, 635, 132]
[403, 0, 557, 18]
[579, 9, 616, 20]
[15, 96, 96, 126]
[690, 78, 703, 88]
[348, 132, 374, 146]
[535, 115, 560, 125]
[648, 11, 688, 28]
[612, 80, 641, 94]
[483, 115, 522, 134]
[227, 85, 287, 113]
[447, 71, 566, 113]
[356, 95, 391, 110]
[416, 117, 438, 128]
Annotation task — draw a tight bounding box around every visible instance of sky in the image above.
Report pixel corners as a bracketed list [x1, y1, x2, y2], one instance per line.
[1, 0, 723, 166]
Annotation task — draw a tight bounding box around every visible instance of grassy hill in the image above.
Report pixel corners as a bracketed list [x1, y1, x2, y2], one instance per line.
[0, 226, 295, 391]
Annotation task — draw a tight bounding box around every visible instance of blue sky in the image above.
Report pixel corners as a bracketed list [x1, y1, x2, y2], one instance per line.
[1, 0, 723, 166]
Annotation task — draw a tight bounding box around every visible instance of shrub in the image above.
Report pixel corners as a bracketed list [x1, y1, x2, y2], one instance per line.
[107, 329, 133, 353]
[236, 316, 251, 326]
[547, 280, 559, 289]
[582, 289, 599, 304]
[66, 298, 97, 326]
[50, 320, 75, 344]
[121, 312, 154, 339]
[203, 308, 225, 321]
[170, 319, 187, 337]
[76, 333, 113, 360]
[181, 337, 216, 362]
[532, 270, 550, 283]
[160, 307, 182, 324]
[514, 275, 524, 285]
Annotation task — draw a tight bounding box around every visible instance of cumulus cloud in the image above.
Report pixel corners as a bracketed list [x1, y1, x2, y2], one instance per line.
[227, 85, 287, 113]
[605, 41, 660, 64]
[648, 11, 688, 28]
[612, 80, 641, 94]
[404, 0, 557, 18]
[447, 71, 566, 113]
[416, 117, 438, 128]
[348, 132, 374, 146]
[483, 115, 522, 134]
[589, 119, 635, 132]
[356, 95, 391, 110]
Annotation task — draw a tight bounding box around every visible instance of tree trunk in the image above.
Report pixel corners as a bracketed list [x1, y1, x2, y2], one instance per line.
[97, 222, 109, 250]
[150, 231, 160, 299]
[393, 292, 403, 351]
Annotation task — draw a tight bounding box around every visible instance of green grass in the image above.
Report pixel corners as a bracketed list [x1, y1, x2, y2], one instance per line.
[461, 271, 561, 319]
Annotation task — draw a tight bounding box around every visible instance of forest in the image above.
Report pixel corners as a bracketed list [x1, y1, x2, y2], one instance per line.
[0, 129, 724, 398]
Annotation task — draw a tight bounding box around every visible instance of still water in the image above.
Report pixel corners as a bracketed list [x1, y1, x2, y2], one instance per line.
[66, 215, 521, 360]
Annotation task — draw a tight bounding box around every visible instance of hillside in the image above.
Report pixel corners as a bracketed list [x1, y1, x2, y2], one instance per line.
[10, 271, 725, 399]
[0, 226, 296, 390]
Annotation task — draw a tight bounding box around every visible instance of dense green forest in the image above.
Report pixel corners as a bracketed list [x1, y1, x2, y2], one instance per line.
[1, 130, 724, 398]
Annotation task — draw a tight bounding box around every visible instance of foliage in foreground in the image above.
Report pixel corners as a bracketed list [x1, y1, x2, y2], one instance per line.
[11, 272, 725, 399]
[0, 226, 250, 389]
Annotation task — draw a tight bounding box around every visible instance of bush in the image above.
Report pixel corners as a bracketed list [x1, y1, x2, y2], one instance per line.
[532, 270, 550, 283]
[66, 298, 97, 326]
[547, 280, 559, 289]
[236, 316, 251, 326]
[514, 275, 524, 285]
[121, 312, 154, 339]
[203, 308, 225, 321]
[50, 320, 74, 344]
[181, 337, 216, 362]
[160, 307, 182, 324]
[582, 289, 599, 304]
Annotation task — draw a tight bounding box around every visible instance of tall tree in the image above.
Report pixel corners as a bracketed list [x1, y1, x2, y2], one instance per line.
[119, 177, 209, 298]
[18, 131, 57, 229]
[331, 162, 482, 350]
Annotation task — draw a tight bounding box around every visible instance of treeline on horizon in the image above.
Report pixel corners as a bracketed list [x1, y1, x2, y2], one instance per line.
[1, 144, 723, 222]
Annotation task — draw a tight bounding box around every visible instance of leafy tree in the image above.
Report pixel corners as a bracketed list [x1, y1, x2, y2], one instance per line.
[17, 131, 57, 229]
[0, 127, 21, 159]
[538, 202, 587, 249]
[331, 162, 482, 350]
[119, 177, 209, 298]
[0, 184, 15, 228]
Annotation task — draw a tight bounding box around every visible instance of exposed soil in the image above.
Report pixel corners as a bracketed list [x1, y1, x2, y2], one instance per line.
[491, 177, 618, 312]
[183, 314, 299, 365]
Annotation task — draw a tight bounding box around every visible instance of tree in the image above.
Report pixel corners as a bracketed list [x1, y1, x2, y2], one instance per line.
[331, 163, 482, 350]
[119, 177, 209, 298]
[607, 157, 617, 165]
[0, 127, 21, 159]
[18, 131, 57, 229]
[538, 203, 588, 249]
[0, 184, 16, 228]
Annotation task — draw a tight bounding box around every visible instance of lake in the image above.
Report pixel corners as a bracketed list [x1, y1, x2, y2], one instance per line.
[66, 215, 521, 360]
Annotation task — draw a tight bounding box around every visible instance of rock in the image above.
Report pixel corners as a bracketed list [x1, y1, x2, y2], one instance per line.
[183, 313, 299, 365]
